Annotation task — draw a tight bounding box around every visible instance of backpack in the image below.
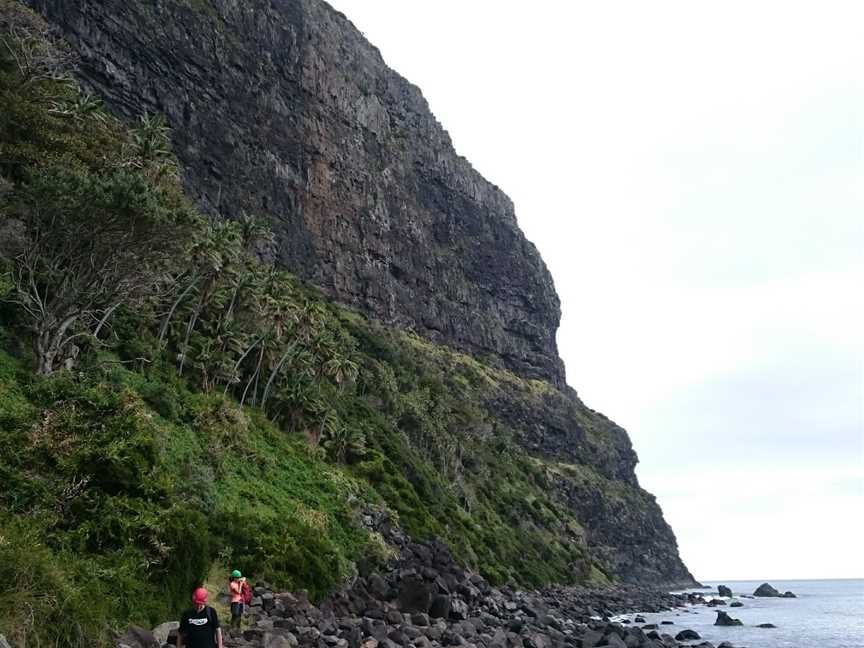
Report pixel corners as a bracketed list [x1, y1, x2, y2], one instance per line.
[241, 580, 252, 605]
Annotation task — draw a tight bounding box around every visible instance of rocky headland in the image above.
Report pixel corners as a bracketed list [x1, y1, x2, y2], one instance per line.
[0, 1, 715, 645]
[19, 0, 695, 591]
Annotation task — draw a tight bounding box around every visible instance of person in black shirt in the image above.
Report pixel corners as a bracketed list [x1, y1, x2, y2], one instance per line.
[177, 587, 223, 648]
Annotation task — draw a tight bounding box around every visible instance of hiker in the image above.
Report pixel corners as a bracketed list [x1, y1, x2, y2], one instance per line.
[228, 569, 248, 630]
[177, 587, 223, 648]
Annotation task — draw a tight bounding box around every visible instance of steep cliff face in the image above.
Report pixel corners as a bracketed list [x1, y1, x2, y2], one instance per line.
[20, 0, 695, 588]
[484, 380, 696, 588]
[22, 0, 564, 385]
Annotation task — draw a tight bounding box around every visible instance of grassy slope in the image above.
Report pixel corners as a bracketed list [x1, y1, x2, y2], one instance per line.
[0, 338, 377, 645]
[0, 3, 623, 645]
[0, 306, 609, 646]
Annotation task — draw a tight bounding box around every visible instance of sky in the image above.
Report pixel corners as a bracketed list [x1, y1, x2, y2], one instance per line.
[326, 1, 864, 581]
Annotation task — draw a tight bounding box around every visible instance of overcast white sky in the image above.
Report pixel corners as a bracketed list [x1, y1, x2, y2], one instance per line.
[327, 0, 864, 581]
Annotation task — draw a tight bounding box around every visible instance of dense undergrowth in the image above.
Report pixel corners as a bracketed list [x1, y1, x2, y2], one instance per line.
[0, 3, 608, 646]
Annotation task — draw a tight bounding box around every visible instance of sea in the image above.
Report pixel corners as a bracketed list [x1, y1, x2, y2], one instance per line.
[618, 579, 864, 648]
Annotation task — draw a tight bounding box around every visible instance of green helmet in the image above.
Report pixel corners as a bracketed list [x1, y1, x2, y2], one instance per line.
[231, 569, 242, 578]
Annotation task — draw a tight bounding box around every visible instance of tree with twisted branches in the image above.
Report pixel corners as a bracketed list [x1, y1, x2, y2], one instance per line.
[1, 163, 196, 374]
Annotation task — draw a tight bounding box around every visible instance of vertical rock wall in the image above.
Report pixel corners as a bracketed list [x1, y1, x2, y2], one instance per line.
[23, 0, 565, 385]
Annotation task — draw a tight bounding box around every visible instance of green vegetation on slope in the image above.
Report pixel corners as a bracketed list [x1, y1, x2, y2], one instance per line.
[0, 3, 610, 646]
[0, 346, 375, 646]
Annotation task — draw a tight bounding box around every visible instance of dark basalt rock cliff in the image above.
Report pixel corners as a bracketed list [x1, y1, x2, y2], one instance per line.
[22, 0, 696, 588]
[23, 0, 563, 385]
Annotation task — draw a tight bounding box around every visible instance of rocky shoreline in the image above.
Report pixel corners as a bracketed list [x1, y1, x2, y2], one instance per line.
[116, 534, 783, 648]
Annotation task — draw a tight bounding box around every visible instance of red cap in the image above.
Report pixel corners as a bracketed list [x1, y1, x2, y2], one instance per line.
[192, 587, 208, 605]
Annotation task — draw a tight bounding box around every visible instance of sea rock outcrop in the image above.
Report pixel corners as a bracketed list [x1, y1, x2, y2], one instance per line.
[714, 611, 743, 627]
[753, 583, 796, 598]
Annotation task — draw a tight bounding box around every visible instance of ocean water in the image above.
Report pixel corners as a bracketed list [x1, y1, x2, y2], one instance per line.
[625, 579, 864, 648]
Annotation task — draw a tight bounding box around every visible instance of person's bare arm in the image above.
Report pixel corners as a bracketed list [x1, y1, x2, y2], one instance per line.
[216, 627, 224, 648]
[176, 632, 184, 648]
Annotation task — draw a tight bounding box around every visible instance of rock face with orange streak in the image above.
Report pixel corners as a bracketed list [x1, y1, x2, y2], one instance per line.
[23, 0, 564, 385]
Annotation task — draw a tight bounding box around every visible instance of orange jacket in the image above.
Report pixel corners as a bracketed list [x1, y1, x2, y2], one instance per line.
[229, 580, 242, 604]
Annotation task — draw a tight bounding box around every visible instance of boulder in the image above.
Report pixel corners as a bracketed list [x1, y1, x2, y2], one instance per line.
[674, 629, 700, 640]
[757, 623, 777, 628]
[261, 592, 275, 611]
[577, 628, 603, 647]
[507, 619, 524, 633]
[368, 574, 391, 600]
[398, 577, 433, 614]
[717, 585, 733, 598]
[714, 611, 743, 627]
[729, 601, 743, 608]
[265, 635, 296, 648]
[166, 627, 180, 646]
[753, 583, 781, 597]
[781, 591, 797, 598]
[151, 622, 179, 646]
[601, 633, 627, 648]
[658, 634, 677, 648]
[429, 595, 451, 620]
[401, 626, 423, 640]
[411, 613, 430, 626]
[118, 626, 159, 648]
[449, 598, 469, 621]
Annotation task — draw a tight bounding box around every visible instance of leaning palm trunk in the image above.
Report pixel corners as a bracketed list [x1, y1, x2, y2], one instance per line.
[261, 341, 298, 410]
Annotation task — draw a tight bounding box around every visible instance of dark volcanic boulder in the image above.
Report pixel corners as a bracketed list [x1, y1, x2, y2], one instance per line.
[717, 585, 733, 598]
[757, 623, 777, 628]
[781, 591, 797, 598]
[397, 576, 432, 613]
[117, 626, 159, 648]
[675, 629, 700, 640]
[428, 594, 451, 620]
[729, 600, 743, 607]
[753, 583, 781, 597]
[151, 622, 179, 646]
[714, 611, 743, 626]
